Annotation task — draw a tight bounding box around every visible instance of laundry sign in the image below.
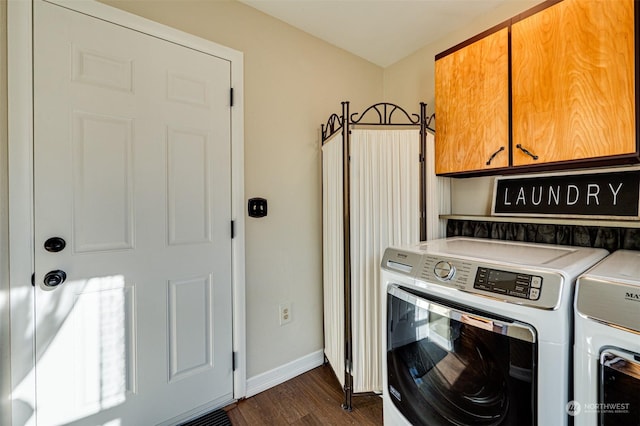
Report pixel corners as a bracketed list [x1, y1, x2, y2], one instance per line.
[492, 168, 640, 219]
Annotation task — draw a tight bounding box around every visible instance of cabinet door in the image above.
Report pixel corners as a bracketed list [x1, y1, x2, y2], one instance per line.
[512, 0, 636, 166]
[435, 27, 509, 175]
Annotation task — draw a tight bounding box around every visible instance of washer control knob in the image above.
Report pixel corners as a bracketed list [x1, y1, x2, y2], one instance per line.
[434, 261, 456, 281]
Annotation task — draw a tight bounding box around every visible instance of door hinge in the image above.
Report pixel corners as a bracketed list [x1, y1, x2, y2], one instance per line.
[31, 273, 35, 287]
[232, 351, 237, 371]
[230, 87, 234, 107]
[419, 153, 425, 162]
[231, 220, 236, 239]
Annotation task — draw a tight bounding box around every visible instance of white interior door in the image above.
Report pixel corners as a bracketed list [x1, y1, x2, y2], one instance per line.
[33, 1, 233, 424]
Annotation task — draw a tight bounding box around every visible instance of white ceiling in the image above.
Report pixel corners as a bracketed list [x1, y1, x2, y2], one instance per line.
[239, 0, 509, 67]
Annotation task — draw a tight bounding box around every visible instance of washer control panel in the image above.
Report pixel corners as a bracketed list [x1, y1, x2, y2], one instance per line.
[417, 255, 563, 309]
[473, 267, 542, 300]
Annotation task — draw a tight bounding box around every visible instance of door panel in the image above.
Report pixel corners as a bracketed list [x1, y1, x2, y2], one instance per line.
[34, 1, 233, 424]
[72, 111, 135, 252]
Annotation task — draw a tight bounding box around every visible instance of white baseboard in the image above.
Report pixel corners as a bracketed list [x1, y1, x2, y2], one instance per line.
[245, 349, 325, 398]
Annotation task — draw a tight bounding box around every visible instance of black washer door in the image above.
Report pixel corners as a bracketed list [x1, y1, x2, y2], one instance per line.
[386, 286, 537, 426]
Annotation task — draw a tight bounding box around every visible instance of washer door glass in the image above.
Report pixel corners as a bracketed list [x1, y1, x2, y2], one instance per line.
[386, 286, 537, 426]
[599, 348, 640, 425]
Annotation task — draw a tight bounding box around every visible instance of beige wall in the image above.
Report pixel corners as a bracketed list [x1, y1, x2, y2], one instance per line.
[384, 0, 542, 215]
[1, 0, 10, 424]
[99, 0, 383, 378]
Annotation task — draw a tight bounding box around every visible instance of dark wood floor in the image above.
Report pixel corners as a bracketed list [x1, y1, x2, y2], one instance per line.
[225, 364, 383, 425]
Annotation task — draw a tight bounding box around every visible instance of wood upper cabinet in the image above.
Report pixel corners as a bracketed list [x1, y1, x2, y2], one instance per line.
[512, 0, 636, 167]
[435, 27, 509, 174]
[435, 0, 638, 176]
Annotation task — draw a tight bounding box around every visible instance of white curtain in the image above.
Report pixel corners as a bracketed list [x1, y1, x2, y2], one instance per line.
[425, 130, 451, 239]
[321, 133, 344, 387]
[349, 128, 421, 393]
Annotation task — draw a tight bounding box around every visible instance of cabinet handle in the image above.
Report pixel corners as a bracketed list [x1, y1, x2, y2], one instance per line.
[516, 144, 539, 160]
[486, 146, 505, 165]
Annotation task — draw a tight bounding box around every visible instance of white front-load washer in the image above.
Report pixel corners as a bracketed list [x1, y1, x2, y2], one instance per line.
[574, 249, 640, 426]
[380, 237, 608, 426]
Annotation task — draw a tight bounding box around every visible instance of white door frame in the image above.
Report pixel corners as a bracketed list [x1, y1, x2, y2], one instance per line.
[7, 1, 246, 424]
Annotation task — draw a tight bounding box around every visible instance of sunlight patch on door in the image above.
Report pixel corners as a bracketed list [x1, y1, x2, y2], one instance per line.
[36, 275, 135, 425]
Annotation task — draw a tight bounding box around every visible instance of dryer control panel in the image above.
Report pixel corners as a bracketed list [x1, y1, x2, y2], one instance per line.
[473, 267, 542, 300]
[418, 255, 564, 310]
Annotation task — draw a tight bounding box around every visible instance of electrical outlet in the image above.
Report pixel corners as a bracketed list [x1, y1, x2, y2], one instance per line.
[279, 302, 292, 325]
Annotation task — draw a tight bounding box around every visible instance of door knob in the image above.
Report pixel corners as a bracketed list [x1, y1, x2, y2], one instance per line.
[43, 270, 67, 288]
[44, 237, 66, 253]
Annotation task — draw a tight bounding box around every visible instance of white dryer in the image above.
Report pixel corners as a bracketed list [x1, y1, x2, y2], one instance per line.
[380, 237, 608, 426]
[574, 249, 640, 426]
